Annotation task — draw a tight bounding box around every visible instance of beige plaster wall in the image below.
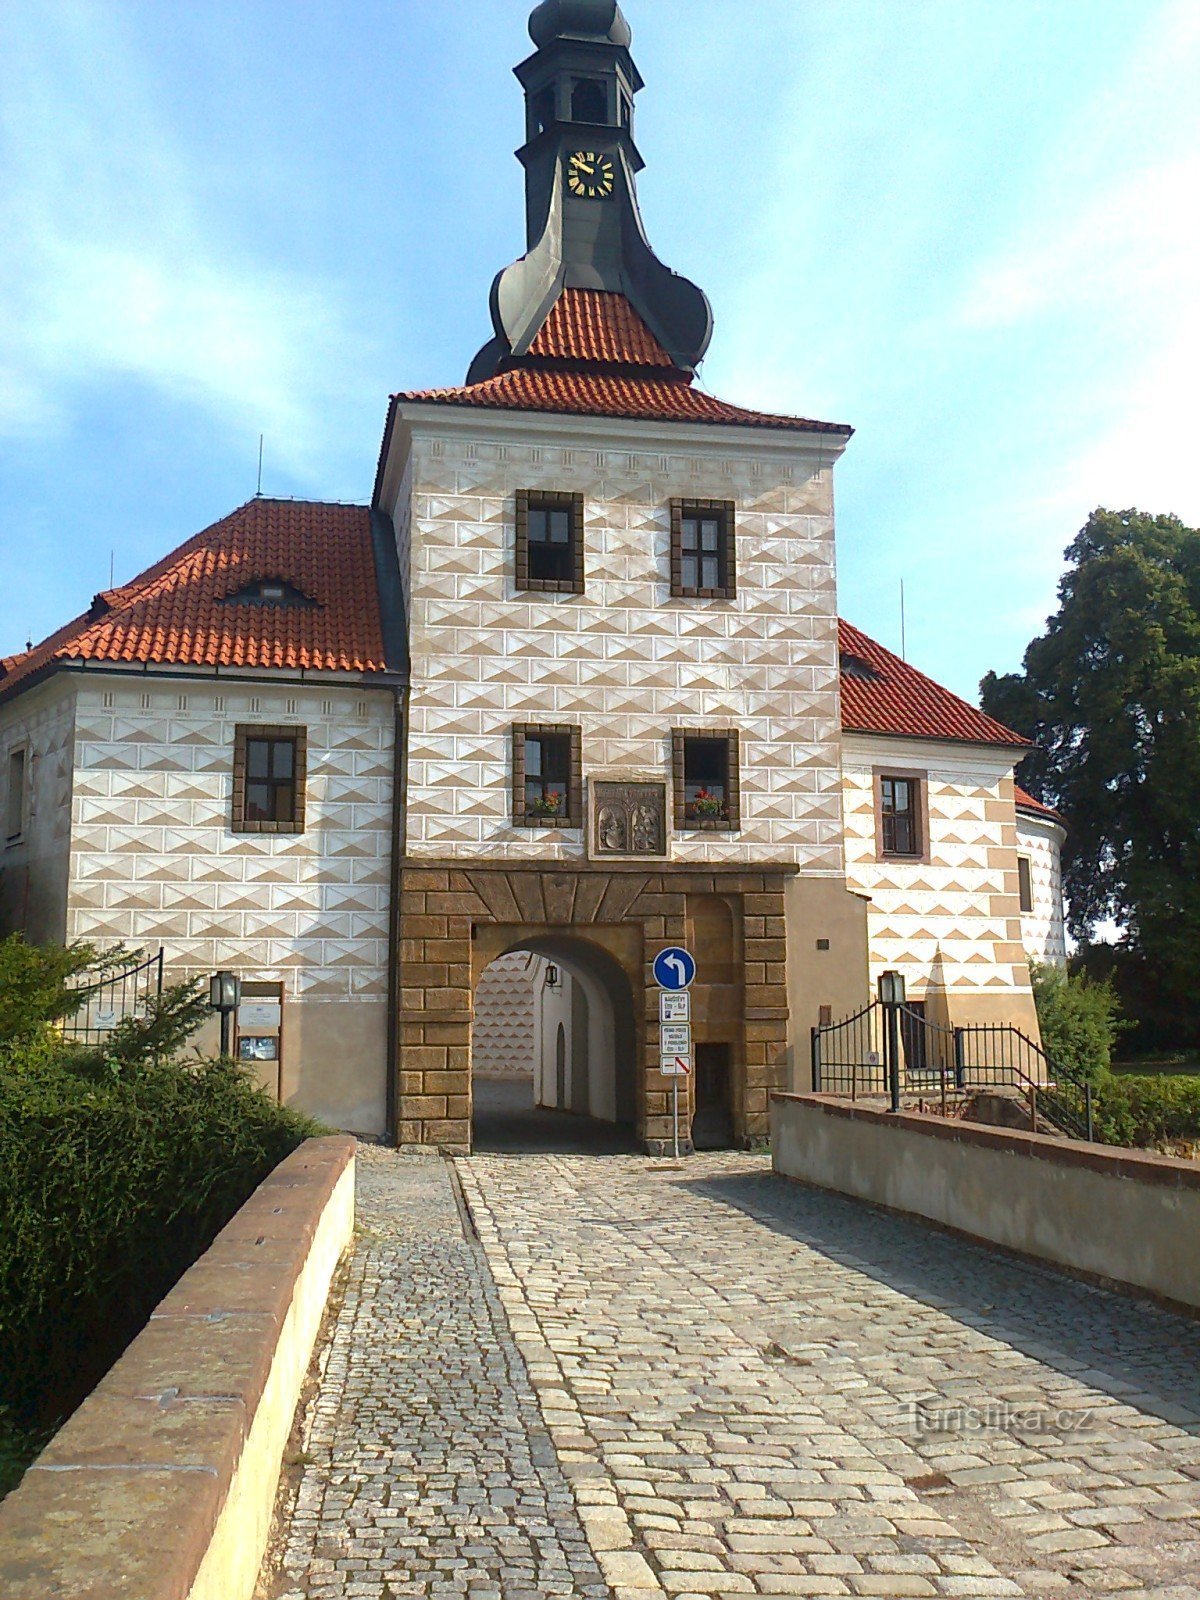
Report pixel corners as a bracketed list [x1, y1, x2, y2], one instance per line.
[1017, 812, 1068, 967]
[773, 1095, 1200, 1311]
[841, 732, 1038, 1032]
[0, 678, 76, 943]
[784, 875, 871, 1091]
[384, 407, 849, 870]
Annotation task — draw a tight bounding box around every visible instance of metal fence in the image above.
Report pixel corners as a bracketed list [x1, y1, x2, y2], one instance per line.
[813, 998, 1094, 1141]
[59, 949, 165, 1046]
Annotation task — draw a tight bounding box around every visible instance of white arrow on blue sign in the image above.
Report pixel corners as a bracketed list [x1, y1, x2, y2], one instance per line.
[653, 947, 696, 991]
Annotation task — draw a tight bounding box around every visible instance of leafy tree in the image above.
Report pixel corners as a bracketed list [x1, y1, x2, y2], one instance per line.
[981, 508, 1200, 1041]
[1030, 963, 1123, 1084]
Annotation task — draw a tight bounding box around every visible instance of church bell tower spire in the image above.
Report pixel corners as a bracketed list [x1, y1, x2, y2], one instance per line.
[466, 0, 713, 384]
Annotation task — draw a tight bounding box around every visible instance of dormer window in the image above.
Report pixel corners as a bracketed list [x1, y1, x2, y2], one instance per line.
[571, 78, 608, 124]
[222, 577, 318, 608]
[840, 652, 881, 681]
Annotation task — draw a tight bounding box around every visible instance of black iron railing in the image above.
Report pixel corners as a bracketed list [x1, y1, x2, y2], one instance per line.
[59, 949, 165, 1046]
[813, 1000, 1095, 1141]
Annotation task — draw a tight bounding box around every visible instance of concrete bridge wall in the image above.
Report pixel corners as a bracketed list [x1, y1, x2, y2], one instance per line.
[773, 1093, 1200, 1313]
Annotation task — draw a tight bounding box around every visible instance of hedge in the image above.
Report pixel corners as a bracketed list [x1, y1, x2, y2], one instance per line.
[1090, 1071, 1200, 1150]
[0, 1036, 321, 1491]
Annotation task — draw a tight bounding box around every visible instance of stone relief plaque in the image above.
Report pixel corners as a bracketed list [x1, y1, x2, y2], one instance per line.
[592, 782, 667, 858]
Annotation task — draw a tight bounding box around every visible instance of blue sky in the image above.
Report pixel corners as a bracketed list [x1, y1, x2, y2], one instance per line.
[2, 0, 1197, 699]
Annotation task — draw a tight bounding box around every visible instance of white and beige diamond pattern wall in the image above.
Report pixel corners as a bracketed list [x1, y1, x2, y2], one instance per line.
[842, 732, 1039, 1030]
[385, 415, 848, 869]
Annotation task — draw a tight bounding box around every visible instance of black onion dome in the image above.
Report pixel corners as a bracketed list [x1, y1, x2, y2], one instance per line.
[529, 0, 632, 49]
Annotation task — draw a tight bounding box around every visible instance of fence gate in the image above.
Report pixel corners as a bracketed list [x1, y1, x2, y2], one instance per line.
[60, 950, 165, 1046]
[812, 997, 1094, 1139]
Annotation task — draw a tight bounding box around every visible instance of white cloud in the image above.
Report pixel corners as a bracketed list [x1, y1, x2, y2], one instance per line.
[0, 0, 362, 476]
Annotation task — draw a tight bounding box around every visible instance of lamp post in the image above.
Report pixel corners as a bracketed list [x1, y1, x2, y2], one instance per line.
[878, 970, 906, 1113]
[209, 970, 242, 1058]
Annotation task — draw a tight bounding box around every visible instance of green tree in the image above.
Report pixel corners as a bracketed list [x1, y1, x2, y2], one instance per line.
[1030, 963, 1123, 1085]
[981, 508, 1200, 1041]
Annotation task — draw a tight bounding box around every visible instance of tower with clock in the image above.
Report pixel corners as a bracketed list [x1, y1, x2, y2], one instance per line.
[467, 0, 713, 383]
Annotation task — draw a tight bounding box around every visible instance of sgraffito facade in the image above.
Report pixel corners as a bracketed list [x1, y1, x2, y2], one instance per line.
[0, 0, 1066, 1150]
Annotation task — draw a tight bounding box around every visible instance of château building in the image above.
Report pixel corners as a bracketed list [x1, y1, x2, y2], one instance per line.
[0, 0, 1064, 1153]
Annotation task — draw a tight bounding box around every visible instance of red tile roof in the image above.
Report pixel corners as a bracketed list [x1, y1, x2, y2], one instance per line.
[527, 288, 673, 366]
[397, 365, 848, 433]
[838, 619, 1027, 749]
[1015, 786, 1065, 824]
[0, 499, 393, 701]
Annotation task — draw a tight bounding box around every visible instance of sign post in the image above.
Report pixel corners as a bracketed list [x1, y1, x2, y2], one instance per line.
[654, 947, 696, 1158]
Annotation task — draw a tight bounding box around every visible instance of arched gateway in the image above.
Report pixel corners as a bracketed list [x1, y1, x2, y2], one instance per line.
[395, 863, 792, 1155]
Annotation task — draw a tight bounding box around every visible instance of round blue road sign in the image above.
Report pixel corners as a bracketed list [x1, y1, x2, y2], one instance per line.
[653, 947, 696, 990]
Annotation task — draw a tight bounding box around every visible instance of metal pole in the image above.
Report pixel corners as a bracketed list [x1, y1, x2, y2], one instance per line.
[672, 1076, 680, 1159]
[1085, 1082, 1094, 1143]
[811, 1027, 821, 1093]
[220, 1009, 232, 1058]
[887, 1002, 902, 1113]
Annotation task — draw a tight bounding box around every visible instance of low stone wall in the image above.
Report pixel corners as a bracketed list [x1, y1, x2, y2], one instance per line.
[0, 1134, 356, 1600]
[772, 1094, 1200, 1312]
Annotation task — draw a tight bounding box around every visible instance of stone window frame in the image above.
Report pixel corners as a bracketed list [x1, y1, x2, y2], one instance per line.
[873, 766, 930, 863]
[672, 729, 741, 833]
[669, 498, 737, 600]
[514, 489, 586, 595]
[512, 724, 584, 830]
[231, 724, 308, 835]
[1017, 854, 1034, 915]
[4, 742, 28, 846]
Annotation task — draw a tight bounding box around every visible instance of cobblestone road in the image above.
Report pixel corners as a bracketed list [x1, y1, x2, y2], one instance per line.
[273, 1149, 1200, 1600]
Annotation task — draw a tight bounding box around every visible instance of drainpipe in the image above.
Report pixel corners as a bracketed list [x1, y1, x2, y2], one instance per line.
[385, 685, 409, 1147]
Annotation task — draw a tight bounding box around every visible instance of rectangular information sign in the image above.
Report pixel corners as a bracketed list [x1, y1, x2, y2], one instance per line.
[659, 992, 690, 1023]
[660, 1022, 692, 1055]
[660, 1055, 692, 1078]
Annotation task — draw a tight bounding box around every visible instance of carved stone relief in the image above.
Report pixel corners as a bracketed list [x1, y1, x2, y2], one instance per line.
[592, 782, 667, 858]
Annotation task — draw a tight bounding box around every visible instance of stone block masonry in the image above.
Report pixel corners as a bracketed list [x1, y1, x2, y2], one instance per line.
[397, 860, 795, 1152]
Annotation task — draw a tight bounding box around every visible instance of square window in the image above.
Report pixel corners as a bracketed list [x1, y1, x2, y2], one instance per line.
[233, 727, 307, 834]
[515, 491, 584, 594]
[879, 774, 921, 857]
[673, 731, 740, 831]
[670, 500, 736, 599]
[513, 725, 582, 828]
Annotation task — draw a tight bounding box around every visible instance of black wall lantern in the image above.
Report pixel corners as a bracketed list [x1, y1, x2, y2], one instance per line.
[209, 970, 242, 1057]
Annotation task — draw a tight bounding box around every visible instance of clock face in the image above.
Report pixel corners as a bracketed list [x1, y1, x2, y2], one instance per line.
[567, 150, 616, 200]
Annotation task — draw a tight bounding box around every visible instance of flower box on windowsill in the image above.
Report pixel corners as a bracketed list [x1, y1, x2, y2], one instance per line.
[685, 789, 729, 828]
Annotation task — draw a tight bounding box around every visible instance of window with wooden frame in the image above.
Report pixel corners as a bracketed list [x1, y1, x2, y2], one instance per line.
[1018, 855, 1034, 915]
[672, 730, 740, 831]
[512, 725, 583, 828]
[877, 773, 922, 858]
[670, 499, 736, 599]
[5, 746, 27, 844]
[232, 726, 307, 834]
[515, 490, 585, 594]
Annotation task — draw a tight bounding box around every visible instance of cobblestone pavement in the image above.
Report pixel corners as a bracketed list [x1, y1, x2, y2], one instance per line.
[274, 1148, 1200, 1600]
[273, 1147, 607, 1600]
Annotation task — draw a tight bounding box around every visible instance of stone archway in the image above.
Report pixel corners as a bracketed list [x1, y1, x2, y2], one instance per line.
[395, 861, 793, 1154]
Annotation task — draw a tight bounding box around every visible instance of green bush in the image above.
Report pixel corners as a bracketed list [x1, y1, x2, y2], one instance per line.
[1031, 963, 1124, 1085]
[1090, 1072, 1200, 1149]
[0, 936, 323, 1490]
